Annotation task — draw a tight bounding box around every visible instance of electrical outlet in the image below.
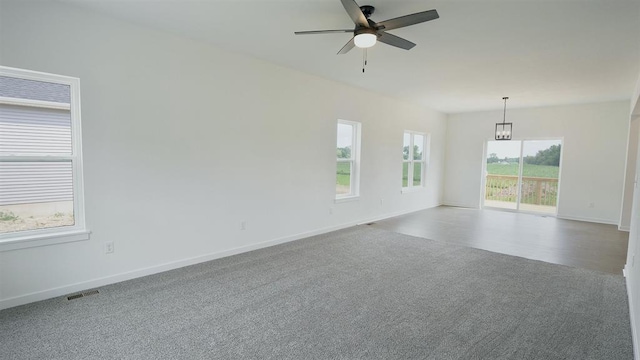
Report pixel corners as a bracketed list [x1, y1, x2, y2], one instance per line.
[240, 221, 246, 231]
[105, 241, 114, 254]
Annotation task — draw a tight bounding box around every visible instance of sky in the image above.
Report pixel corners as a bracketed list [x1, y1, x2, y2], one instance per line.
[337, 123, 353, 148]
[487, 140, 561, 158]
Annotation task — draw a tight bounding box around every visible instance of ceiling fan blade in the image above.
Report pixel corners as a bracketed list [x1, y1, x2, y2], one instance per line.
[337, 37, 356, 55]
[294, 29, 354, 35]
[376, 10, 439, 31]
[340, 0, 369, 28]
[377, 31, 416, 50]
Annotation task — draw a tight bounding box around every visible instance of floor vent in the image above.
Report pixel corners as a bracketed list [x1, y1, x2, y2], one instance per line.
[83, 290, 100, 297]
[67, 290, 99, 301]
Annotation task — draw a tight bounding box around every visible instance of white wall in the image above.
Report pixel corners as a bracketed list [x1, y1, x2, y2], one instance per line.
[627, 118, 640, 360]
[625, 69, 640, 360]
[0, 1, 446, 308]
[632, 74, 640, 117]
[444, 101, 630, 224]
[621, 118, 640, 231]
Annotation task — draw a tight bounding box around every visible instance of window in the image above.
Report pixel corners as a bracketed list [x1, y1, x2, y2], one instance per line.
[0, 66, 87, 247]
[336, 120, 361, 199]
[402, 131, 428, 190]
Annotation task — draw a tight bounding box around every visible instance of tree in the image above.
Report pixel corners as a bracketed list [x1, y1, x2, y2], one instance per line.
[524, 144, 561, 166]
[403, 145, 422, 160]
[487, 153, 499, 163]
[337, 146, 351, 159]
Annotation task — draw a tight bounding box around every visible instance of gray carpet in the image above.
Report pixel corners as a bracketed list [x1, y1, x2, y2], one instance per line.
[0, 226, 633, 359]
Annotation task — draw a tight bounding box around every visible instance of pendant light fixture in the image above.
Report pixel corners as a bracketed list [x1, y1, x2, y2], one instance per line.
[495, 96, 512, 140]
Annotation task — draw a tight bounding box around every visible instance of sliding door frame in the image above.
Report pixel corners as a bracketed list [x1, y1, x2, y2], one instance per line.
[481, 137, 564, 216]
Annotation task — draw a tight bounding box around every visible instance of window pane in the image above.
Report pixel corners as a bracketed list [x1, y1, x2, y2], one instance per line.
[402, 162, 409, 187]
[336, 161, 351, 195]
[403, 133, 411, 160]
[0, 104, 72, 155]
[413, 163, 422, 186]
[413, 134, 424, 160]
[0, 161, 74, 234]
[337, 123, 353, 159]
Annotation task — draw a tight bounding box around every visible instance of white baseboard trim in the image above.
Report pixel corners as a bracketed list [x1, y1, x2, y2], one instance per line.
[556, 214, 618, 226]
[0, 204, 441, 310]
[356, 203, 442, 225]
[442, 201, 479, 209]
[625, 269, 640, 360]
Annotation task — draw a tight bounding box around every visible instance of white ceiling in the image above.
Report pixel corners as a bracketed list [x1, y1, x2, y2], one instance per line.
[66, 0, 640, 113]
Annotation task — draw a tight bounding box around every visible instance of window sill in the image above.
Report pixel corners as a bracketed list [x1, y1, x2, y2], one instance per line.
[401, 187, 425, 194]
[335, 195, 360, 204]
[0, 229, 91, 252]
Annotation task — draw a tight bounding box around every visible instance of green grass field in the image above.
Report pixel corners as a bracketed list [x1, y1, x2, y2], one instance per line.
[337, 162, 557, 189]
[486, 163, 559, 178]
[336, 162, 351, 186]
[402, 163, 422, 187]
[337, 162, 423, 188]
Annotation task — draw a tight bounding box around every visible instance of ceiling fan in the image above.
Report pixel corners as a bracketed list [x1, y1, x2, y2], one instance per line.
[294, 0, 439, 54]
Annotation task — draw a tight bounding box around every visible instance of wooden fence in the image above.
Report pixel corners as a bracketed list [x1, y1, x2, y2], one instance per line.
[485, 174, 558, 206]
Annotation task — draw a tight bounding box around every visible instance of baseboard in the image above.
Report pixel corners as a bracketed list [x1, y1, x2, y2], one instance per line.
[625, 270, 640, 360]
[556, 214, 619, 226]
[441, 201, 479, 209]
[356, 203, 442, 225]
[0, 204, 441, 310]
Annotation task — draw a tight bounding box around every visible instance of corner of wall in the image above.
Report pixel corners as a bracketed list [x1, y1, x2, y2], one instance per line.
[626, 271, 640, 360]
[632, 73, 640, 117]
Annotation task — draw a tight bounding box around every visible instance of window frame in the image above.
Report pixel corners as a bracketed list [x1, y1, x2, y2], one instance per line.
[0, 66, 89, 251]
[335, 119, 361, 201]
[402, 131, 429, 192]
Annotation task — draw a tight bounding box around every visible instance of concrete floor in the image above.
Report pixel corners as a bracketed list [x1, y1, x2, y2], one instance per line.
[369, 206, 629, 275]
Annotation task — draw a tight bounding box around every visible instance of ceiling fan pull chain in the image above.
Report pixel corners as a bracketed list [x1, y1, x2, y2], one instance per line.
[362, 48, 368, 73]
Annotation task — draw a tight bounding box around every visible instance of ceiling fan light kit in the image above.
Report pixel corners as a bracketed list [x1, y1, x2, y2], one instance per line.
[354, 32, 377, 48]
[294, 0, 439, 69]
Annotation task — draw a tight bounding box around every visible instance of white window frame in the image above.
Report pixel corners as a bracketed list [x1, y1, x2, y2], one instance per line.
[335, 119, 361, 201]
[0, 66, 89, 251]
[402, 131, 429, 193]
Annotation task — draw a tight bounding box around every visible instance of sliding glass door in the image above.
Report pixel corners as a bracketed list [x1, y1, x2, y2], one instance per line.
[484, 139, 562, 215]
[484, 141, 520, 210]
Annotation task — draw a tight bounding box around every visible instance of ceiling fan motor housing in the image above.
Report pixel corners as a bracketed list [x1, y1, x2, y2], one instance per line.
[360, 5, 375, 18]
[355, 27, 377, 37]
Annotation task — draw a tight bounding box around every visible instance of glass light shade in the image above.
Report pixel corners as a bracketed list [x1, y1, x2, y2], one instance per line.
[354, 33, 377, 48]
[495, 122, 513, 141]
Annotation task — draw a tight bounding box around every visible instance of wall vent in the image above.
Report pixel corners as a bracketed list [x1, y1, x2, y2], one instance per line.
[67, 289, 99, 301]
